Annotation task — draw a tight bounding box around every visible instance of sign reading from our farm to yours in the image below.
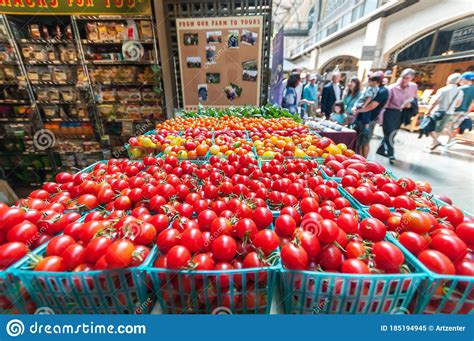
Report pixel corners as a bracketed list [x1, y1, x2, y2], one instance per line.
[0, 0, 151, 15]
[176, 16, 264, 111]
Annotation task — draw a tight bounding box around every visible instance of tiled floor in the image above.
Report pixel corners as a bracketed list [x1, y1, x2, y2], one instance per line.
[368, 126, 474, 213]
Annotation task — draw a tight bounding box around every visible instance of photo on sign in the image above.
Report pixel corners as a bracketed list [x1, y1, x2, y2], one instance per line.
[205, 45, 216, 64]
[242, 59, 258, 71]
[206, 31, 222, 44]
[223, 83, 242, 101]
[186, 56, 201, 68]
[206, 73, 220, 84]
[227, 30, 239, 48]
[241, 30, 258, 46]
[243, 70, 257, 82]
[198, 84, 208, 101]
[184, 33, 199, 46]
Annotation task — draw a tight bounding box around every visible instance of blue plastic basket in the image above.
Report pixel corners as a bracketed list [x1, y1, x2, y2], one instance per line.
[11, 243, 155, 314]
[145, 246, 279, 314]
[0, 271, 35, 314]
[279, 208, 426, 314]
[386, 234, 473, 314]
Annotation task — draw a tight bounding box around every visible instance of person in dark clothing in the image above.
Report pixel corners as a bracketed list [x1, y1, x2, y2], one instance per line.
[321, 72, 343, 119]
[353, 72, 389, 158]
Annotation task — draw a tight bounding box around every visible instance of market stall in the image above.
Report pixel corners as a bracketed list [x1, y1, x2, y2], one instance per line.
[305, 119, 357, 150]
[0, 106, 472, 316]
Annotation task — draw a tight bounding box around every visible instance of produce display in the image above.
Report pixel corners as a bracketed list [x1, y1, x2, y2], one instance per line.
[0, 114, 472, 315]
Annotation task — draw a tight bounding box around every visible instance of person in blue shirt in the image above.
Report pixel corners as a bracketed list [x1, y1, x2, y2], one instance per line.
[330, 101, 348, 125]
[282, 74, 300, 115]
[301, 74, 318, 118]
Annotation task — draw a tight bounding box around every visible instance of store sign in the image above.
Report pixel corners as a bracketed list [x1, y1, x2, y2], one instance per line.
[0, 0, 151, 15]
[176, 16, 264, 111]
[450, 25, 474, 46]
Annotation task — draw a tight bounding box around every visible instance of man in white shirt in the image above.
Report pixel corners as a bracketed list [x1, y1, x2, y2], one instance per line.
[426, 73, 464, 151]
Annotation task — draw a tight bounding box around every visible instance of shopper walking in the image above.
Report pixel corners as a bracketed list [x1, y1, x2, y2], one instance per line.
[282, 73, 301, 115]
[353, 72, 389, 159]
[343, 77, 362, 125]
[376, 68, 418, 163]
[321, 72, 343, 119]
[425, 73, 464, 151]
[301, 74, 319, 118]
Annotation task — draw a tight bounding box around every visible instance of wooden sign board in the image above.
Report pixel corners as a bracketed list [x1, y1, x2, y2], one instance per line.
[176, 16, 263, 111]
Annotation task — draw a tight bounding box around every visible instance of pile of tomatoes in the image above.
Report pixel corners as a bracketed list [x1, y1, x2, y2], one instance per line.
[0, 120, 472, 314]
[156, 116, 303, 131]
[367, 204, 473, 313]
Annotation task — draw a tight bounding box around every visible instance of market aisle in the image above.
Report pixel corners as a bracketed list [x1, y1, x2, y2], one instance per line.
[368, 126, 474, 212]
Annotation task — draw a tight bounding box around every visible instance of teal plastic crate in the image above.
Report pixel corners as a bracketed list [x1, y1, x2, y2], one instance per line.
[279, 209, 426, 314]
[11, 243, 155, 314]
[145, 246, 278, 314]
[280, 263, 425, 314]
[0, 271, 35, 314]
[386, 234, 473, 314]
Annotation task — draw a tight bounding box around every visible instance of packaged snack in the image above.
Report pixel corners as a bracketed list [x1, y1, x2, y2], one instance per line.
[47, 46, 56, 61]
[2, 67, 15, 80]
[141, 88, 157, 101]
[139, 21, 153, 40]
[53, 68, 68, 82]
[65, 25, 73, 40]
[115, 23, 125, 40]
[106, 23, 118, 41]
[36, 89, 48, 101]
[117, 89, 130, 101]
[43, 105, 57, 119]
[86, 23, 98, 40]
[98, 23, 107, 41]
[126, 104, 141, 119]
[98, 89, 116, 102]
[98, 104, 114, 118]
[48, 88, 60, 101]
[29, 24, 41, 39]
[141, 105, 155, 119]
[129, 88, 141, 102]
[39, 68, 52, 81]
[22, 46, 33, 59]
[115, 104, 126, 117]
[27, 69, 39, 82]
[61, 88, 76, 102]
[55, 25, 62, 39]
[33, 46, 48, 61]
[42, 26, 50, 40]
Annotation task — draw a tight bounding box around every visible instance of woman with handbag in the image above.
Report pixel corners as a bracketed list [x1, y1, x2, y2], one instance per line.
[425, 73, 464, 151]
